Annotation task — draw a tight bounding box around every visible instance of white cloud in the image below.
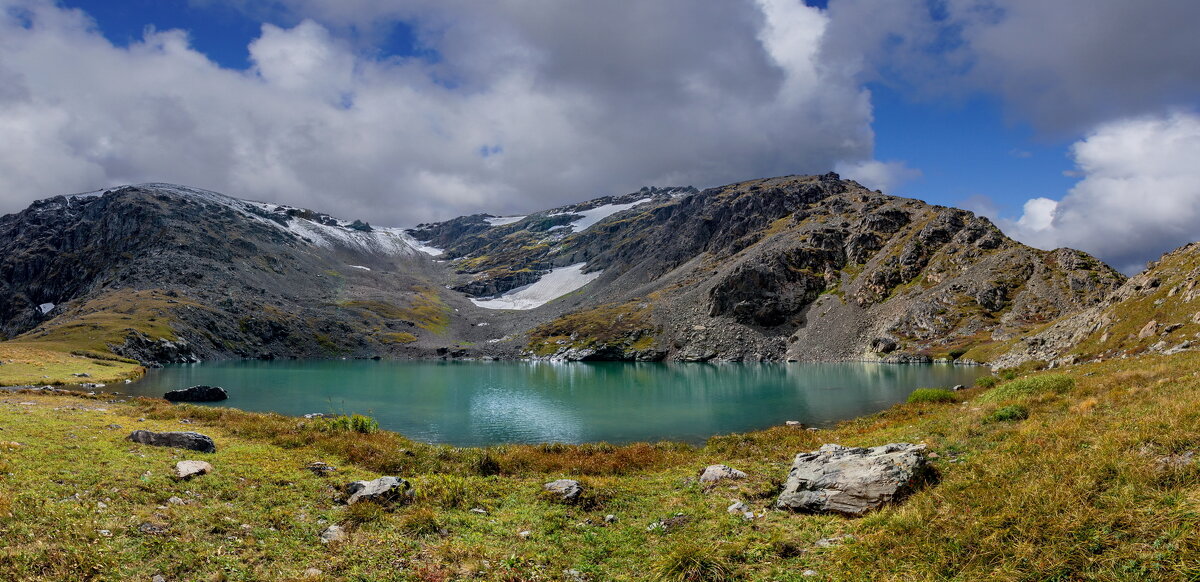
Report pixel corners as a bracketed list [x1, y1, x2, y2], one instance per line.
[1002, 112, 1200, 273]
[833, 159, 921, 194]
[0, 0, 878, 224]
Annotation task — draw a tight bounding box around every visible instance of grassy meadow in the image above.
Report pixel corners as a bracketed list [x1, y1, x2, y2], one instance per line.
[1, 350, 1199, 580]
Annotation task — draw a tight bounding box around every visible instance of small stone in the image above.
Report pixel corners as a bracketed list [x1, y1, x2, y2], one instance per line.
[785, 420, 804, 427]
[96, 501, 108, 509]
[542, 479, 583, 503]
[727, 501, 749, 515]
[604, 514, 617, 523]
[303, 568, 323, 578]
[952, 384, 966, 391]
[138, 522, 169, 535]
[166, 496, 186, 505]
[517, 530, 532, 539]
[152, 575, 167, 582]
[470, 507, 488, 515]
[802, 570, 818, 577]
[97, 529, 112, 537]
[698, 464, 747, 484]
[319, 525, 345, 543]
[174, 460, 213, 480]
[137, 418, 146, 422]
[345, 476, 413, 505]
[304, 461, 337, 476]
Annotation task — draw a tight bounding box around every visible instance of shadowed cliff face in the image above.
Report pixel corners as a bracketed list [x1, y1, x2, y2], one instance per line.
[0, 176, 1126, 366]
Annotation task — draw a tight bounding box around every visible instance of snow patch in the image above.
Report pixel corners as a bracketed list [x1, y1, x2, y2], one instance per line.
[485, 215, 526, 226]
[38, 303, 55, 314]
[413, 241, 444, 256]
[348, 265, 371, 271]
[470, 263, 601, 310]
[549, 198, 652, 233]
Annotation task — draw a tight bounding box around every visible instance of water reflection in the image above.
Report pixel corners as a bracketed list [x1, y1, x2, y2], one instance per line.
[126, 360, 987, 446]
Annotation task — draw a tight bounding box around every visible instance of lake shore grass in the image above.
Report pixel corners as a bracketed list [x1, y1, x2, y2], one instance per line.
[2, 351, 1199, 580]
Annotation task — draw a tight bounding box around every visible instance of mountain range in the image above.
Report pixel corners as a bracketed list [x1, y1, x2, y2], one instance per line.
[6, 173, 1185, 371]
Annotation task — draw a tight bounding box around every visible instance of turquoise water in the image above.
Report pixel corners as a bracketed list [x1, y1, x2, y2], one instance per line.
[126, 360, 987, 446]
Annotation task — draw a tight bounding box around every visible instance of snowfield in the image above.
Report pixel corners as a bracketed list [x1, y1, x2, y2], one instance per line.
[549, 198, 652, 233]
[485, 215, 526, 226]
[470, 263, 601, 310]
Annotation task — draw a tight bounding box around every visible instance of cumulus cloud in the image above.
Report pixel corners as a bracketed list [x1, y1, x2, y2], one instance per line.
[0, 0, 882, 224]
[1001, 112, 1200, 274]
[833, 159, 922, 194]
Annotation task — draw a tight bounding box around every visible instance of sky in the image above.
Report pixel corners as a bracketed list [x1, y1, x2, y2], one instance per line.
[0, 0, 1198, 273]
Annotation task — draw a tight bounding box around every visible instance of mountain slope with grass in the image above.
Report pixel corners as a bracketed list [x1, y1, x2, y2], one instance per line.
[995, 242, 1200, 369]
[416, 173, 1124, 363]
[0, 175, 1125, 385]
[2, 350, 1198, 580]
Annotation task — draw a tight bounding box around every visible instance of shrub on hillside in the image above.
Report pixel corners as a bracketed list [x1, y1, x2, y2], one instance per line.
[986, 404, 1030, 422]
[654, 543, 735, 582]
[978, 374, 1074, 403]
[326, 414, 380, 434]
[907, 388, 957, 404]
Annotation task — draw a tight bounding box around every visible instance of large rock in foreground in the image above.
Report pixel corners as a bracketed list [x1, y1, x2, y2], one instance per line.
[164, 385, 228, 402]
[345, 476, 413, 505]
[776, 443, 929, 516]
[127, 430, 216, 453]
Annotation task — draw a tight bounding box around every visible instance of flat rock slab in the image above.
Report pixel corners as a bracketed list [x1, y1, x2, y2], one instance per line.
[345, 476, 412, 505]
[698, 464, 747, 484]
[174, 460, 213, 479]
[127, 430, 216, 453]
[776, 443, 929, 516]
[164, 385, 228, 402]
[543, 479, 583, 503]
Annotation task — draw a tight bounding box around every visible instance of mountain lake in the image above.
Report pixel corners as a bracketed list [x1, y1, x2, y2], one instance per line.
[125, 360, 989, 447]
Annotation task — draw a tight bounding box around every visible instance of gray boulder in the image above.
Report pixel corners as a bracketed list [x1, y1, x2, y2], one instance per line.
[164, 385, 228, 402]
[776, 443, 929, 516]
[344, 476, 412, 505]
[127, 430, 216, 453]
[543, 479, 583, 502]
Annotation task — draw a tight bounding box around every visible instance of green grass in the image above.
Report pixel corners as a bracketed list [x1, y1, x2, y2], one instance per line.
[906, 388, 957, 404]
[977, 373, 1075, 403]
[3, 352, 1200, 580]
[974, 375, 1000, 389]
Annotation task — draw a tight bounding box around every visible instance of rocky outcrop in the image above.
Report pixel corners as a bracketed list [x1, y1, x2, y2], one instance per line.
[164, 385, 228, 402]
[116, 332, 201, 366]
[127, 430, 216, 453]
[994, 242, 1200, 369]
[776, 443, 930, 515]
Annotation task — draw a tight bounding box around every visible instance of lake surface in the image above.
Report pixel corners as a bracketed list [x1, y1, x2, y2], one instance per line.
[126, 360, 987, 447]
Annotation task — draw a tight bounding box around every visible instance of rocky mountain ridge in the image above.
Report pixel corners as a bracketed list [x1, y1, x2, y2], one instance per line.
[0, 176, 1129, 367]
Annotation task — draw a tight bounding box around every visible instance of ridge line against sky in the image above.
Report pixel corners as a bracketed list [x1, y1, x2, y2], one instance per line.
[0, 0, 1197, 273]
